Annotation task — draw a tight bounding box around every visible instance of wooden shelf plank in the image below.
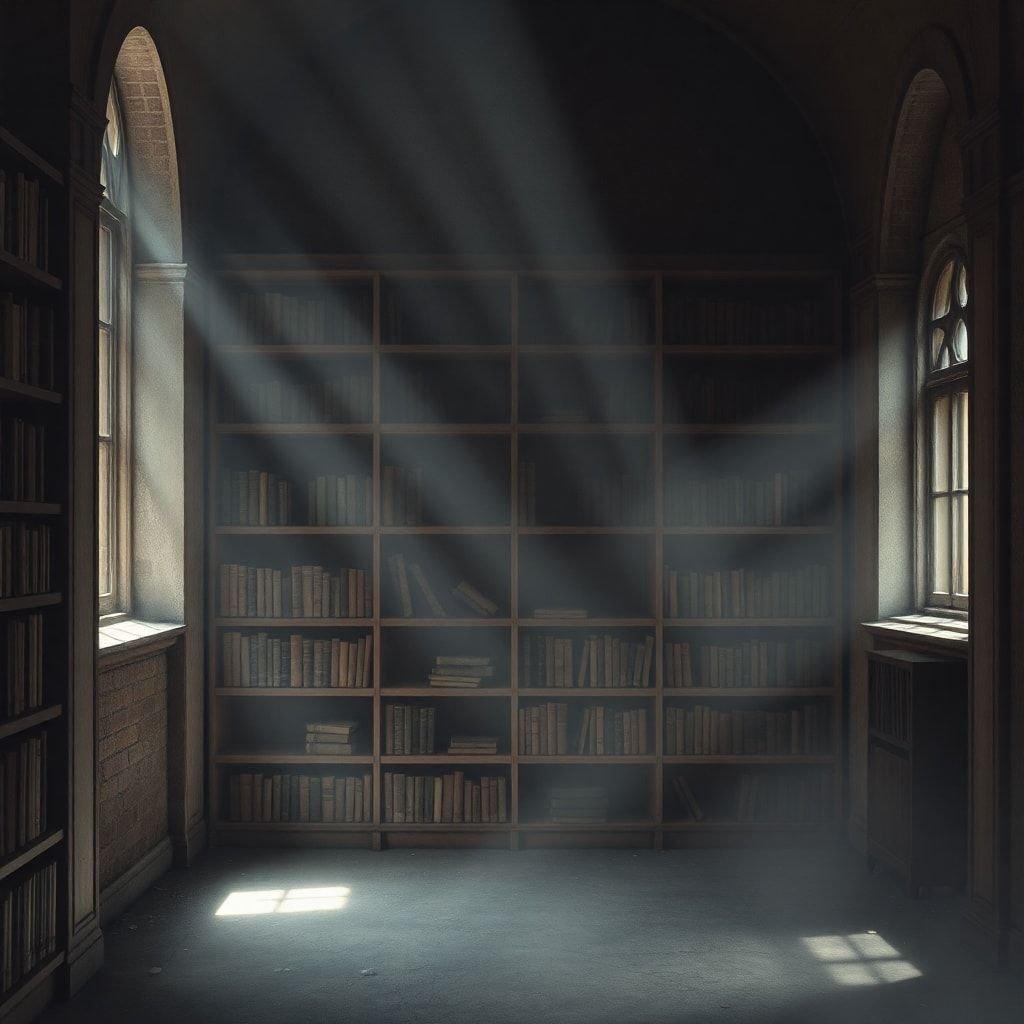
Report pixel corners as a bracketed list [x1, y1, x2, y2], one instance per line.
[520, 820, 656, 831]
[662, 525, 833, 536]
[382, 687, 512, 697]
[382, 344, 512, 356]
[381, 618, 511, 627]
[662, 755, 834, 765]
[518, 617, 655, 628]
[518, 423, 654, 435]
[214, 344, 372, 356]
[663, 423, 834, 435]
[662, 820, 832, 831]
[381, 755, 510, 764]
[380, 423, 512, 435]
[0, 704, 62, 741]
[519, 345, 654, 356]
[0, 950, 65, 1019]
[518, 525, 651, 535]
[518, 688, 656, 698]
[215, 525, 373, 535]
[381, 525, 511, 535]
[215, 688, 374, 698]
[517, 755, 656, 764]
[662, 687, 835, 698]
[664, 618, 834, 628]
[216, 423, 373, 435]
[0, 593, 61, 613]
[380, 822, 511, 830]
[0, 250, 62, 292]
[0, 829, 64, 884]
[215, 820, 373, 831]
[214, 617, 373, 628]
[663, 345, 836, 356]
[214, 752, 374, 765]
[0, 378, 62, 404]
[0, 501, 61, 516]
[0, 125, 64, 183]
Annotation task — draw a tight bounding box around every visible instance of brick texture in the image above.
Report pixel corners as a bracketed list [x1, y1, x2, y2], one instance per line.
[98, 652, 168, 890]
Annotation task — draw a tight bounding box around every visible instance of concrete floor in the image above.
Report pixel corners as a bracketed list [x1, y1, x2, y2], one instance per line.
[41, 845, 1022, 1024]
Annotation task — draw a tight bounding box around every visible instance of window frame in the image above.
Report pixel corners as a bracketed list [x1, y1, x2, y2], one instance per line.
[97, 178, 133, 621]
[916, 245, 969, 617]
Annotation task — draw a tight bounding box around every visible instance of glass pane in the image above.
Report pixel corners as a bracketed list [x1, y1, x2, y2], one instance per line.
[98, 441, 112, 598]
[954, 493, 969, 597]
[957, 263, 968, 309]
[932, 258, 954, 320]
[99, 224, 112, 326]
[98, 326, 113, 439]
[951, 318, 968, 362]
[931, 495, 951, 596]
[953, 390, 968, 490]
[932, 394, 950, 492]
[931, 327, 948, 369]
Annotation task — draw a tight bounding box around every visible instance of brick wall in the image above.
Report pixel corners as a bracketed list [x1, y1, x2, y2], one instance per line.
[97, 652, 169, 890]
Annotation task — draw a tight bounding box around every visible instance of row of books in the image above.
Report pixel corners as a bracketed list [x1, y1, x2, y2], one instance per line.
[0, 733, 47, 856]
[544, 785, 610, 823]
[220, 290, 372, 347]
[227, 771, 373, 823]
[220, 632, 372, 688]
[575, 706, 649, 756]
[663, 638, 829, 689]
[3, 614, 44, 716]
[0, 295, 55, 389]
[220, 374, 372, 424]
[384, 704, 436, 755]
[664, 294, 822, 348]
[520, 284, 653, 346]
[0, 524, 51, 597]
[0, 170, 50, 271]
[426, 655, 494, 688]
[666, 372, 823, 424]
[0, 861, 57, 994]
[217, 563, 371, 619]
[381, 465, 424, 525]
[305, 721, 357, 755]
[663, 470, 818, 527]
[868, 660, 910, 743]
[669, 771, 832, 823]
[517, 462, 652, 526]
[664, 703, 830, 755]
[219, 470, 373, 527]
[382, 771, 507, 823]
[0, 418, 45, 502]
[386, 553, 498, 618]
[520, 634, 655, 688]
[664, 564, 831, 619]
[518, 703, 567, 754]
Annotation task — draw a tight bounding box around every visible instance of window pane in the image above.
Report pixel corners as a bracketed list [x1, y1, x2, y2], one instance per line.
[932, 259, 954, 320]
[931, 327, 948, 369]
[954, 493, 969, 597]
[953, 390, 968, 490]
[98, 326, 113, 439]
[951, 318, 968, 362]
[957, 264, 968, 309]
[931, 394, 950, 492]
[99, 225, 112, 326]
[931, 495, 951, 596]
[98, 441, 112, 598]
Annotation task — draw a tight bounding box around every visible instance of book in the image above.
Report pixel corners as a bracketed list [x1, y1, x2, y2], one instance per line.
[409, 563, 447, 616]
[533, 607, 588, 619]
[451, 580, 498, 617]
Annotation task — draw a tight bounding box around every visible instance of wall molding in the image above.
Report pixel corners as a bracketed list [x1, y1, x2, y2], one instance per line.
[99, 837, 173, 928]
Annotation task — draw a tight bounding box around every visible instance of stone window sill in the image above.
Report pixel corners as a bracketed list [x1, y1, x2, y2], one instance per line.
[97, 619, 184, 669]
[862, 613, 968, 656]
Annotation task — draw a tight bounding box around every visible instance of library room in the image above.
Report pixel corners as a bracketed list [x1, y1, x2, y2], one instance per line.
[0, 1, 1022, 1022]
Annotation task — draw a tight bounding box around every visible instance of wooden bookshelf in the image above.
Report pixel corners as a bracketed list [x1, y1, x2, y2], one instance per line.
[207, 259, 843, 849]
[0, 124, 69, 1016]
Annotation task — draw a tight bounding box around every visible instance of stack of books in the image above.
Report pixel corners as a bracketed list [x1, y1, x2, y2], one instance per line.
[546, 786, 608, 824]
[305, 721, 357, 755]
[533, 607, 587, 620]
[428, 655, 493, 688]
[447, 735, 498, 756]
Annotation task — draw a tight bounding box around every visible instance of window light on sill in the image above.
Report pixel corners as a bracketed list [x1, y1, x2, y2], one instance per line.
[215, 886, 351, 917]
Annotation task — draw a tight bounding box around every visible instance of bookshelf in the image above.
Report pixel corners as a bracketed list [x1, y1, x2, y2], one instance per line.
[207, 258, 842, 850]
[0, 124, 69, 1015]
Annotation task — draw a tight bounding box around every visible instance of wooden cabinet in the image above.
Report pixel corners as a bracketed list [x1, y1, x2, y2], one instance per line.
[867, 649, 967, 894]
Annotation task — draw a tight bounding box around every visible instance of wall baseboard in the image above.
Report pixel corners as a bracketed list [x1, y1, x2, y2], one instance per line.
[99, 836, 173, 928]
[173, 817, 207, 868]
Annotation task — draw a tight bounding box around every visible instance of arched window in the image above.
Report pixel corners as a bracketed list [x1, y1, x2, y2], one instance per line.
[98, 81, 131, 617]
[922, 252, 969, 611]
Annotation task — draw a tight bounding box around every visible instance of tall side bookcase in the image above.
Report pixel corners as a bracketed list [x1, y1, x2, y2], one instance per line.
[207, 256, 843, 851]
[0, 125, 69, 1015]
